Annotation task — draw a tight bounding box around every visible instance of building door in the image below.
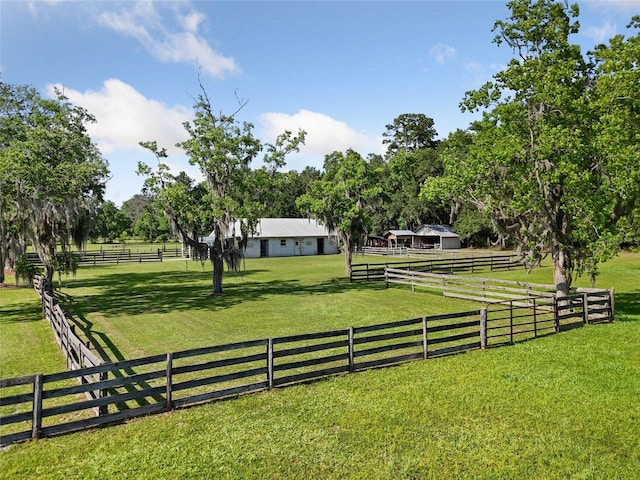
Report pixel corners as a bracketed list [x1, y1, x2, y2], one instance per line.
[260, 239, 269, 257]
[317, 238, 324, 255]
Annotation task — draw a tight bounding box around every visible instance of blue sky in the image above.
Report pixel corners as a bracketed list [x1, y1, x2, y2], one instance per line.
[1, 0, 637, 206]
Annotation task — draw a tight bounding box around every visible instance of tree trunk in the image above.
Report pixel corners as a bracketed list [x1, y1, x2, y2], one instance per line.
[342, 234, 353, 276]
[211, 241, 224, 295]
[552, 246, 570, 298]
[344, 247, 352, 276]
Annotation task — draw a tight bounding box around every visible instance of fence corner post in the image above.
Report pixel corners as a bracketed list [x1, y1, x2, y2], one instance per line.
[582, 292, 589, 324]
[32, 374, 44, 440]
[479, 308, 487, 349]
[553, 296, 560, 333]
[609, 287, 615, 322]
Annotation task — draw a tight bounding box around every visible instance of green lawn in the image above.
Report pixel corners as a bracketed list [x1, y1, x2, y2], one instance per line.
[5, 254, 481, 366]
[1, 251, 639, 479]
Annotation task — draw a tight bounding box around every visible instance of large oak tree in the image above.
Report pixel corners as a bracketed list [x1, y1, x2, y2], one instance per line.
[0, 82, 109, 290]
[297, 149, 381, 275]
[140, 85, 304, 295]
[423, 1, 640, 295]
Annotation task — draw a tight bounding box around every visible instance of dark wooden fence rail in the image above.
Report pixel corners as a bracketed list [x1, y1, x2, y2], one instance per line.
[351, 253, 521, 282]
[25, 244, 184, 268]
[33, 277, 103, 375]
[0, 287, 614, 446]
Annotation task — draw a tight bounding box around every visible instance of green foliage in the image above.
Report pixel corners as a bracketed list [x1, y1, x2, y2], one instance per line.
[132, 204, 171, 243]
[52, 251, 80, 289]
[423, 1, 640, 293]
[91, 201, 132, 243]
[0, 82, 109, 290]
[382, 112, 438, 156]
[13, 254, 40, 287]
[139, 84, 305, 294]
[298, 149, 381, 274]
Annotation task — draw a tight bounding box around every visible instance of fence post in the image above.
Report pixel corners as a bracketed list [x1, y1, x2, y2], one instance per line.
[348, 327, 355, 372]
[32, 374, 43, 440]
[582, 293, 589, 324]
[480, 308, 487, 349]
[267, 338, 274, 390]
[509, 301, 514, 344]
[165, 353, 173, 411]
[609, 288, 615, 322]
[553, 297, 560, 333]
[533, 298, 538, 337]
[98, 371, 108, 415]
[422, 317, 428, 359]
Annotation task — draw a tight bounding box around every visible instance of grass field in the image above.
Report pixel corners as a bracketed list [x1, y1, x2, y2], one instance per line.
[1, 251, 638, 479]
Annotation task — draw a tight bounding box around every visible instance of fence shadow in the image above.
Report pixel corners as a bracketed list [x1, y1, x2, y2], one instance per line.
[615, 291, 640, 321]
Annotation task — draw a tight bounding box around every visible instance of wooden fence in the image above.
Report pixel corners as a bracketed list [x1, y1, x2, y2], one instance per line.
[357, 246, 408, 256]
[34, 277, 103, 374]
[0, 285, 614, 446]
[25, 245, 184, 267]
[351, 253, 520, 282]
[384, 267, 614, 309]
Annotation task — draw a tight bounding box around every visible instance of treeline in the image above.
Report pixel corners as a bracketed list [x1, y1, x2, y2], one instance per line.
[102, 112, 479, 246]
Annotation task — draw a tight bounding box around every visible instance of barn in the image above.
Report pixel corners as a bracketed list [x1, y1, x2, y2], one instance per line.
[412, 224, 461, 250]
[197, 218, 339, 258]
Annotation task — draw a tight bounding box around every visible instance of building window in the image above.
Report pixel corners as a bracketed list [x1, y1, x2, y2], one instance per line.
[280, 239, 287, 247]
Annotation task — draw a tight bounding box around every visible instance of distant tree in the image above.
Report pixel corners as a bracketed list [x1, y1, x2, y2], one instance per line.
[297, 149, 381, 275]
[91, 201, 132, 243]
[132, 204, 170, 242]
[0, 82, 108, 291]
[423, 1, 640, 294]
[121, 194, 151, 226]
[258, 167, 322, 218]
[368, 115, 446, 235]
[382, 113, 438, 157]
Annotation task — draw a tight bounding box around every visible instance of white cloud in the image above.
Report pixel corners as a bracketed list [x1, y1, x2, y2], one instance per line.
[47, 79, 191, 156]
[429, 43, 457, 64]
[259, 110, 384, 169]
[583, 21, 618, 43]
[45, 79, 202, 205]
[96, 1, 239, 78]
[582, 0, 640, 14]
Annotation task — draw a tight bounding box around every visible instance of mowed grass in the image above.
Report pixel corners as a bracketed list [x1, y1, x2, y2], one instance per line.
[11, 254, 481, 364]
[1, 252, 639, 479]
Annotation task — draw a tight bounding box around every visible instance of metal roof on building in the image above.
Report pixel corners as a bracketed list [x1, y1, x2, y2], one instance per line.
[384, 230, 416, 237]
[211, 218, 333, 239]
[413, 225, 459, 238]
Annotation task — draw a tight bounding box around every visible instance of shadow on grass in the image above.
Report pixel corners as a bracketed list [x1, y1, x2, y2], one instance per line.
[615, 291, 640, 322]
[54, 268, 384, 319]
[0, 303, 43, 324]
